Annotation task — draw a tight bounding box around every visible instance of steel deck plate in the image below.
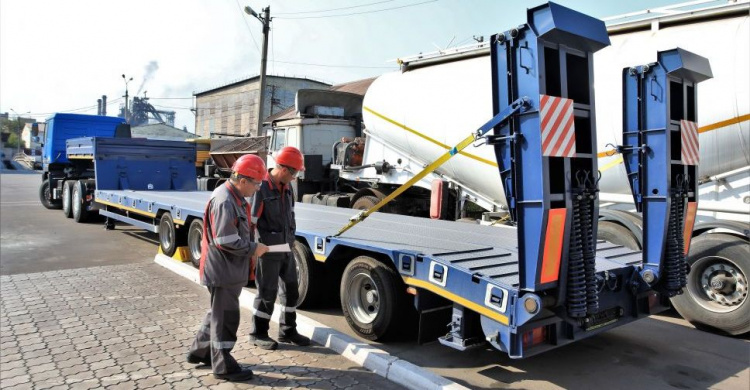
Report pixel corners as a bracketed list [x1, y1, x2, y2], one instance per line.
[295, 203, 642, 287]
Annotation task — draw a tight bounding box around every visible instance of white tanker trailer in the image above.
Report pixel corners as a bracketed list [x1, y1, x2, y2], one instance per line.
[271, 0, 748, 335]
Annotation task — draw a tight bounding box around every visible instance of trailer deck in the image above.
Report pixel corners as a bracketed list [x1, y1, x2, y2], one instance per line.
[295, 203, 642, 288]
[95, 186, 642, 290]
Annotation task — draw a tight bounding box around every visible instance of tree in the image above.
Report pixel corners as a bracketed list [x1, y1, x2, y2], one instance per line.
[5, 132, 26, 150]
[1, 118, 26, 150]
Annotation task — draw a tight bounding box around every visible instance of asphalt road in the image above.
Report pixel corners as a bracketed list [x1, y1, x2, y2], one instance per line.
[2, 172, 748, 389]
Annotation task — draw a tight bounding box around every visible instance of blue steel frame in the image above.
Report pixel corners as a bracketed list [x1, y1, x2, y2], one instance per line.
[295, 2, 665, 359]
[621, 49, 712, 285]
[66, 136, 203, 231]
[490, 1, 609, 293]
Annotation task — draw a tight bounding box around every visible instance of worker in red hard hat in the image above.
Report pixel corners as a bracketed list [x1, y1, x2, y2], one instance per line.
[248, 146, 311, 350]
[188, 154, 269, 382]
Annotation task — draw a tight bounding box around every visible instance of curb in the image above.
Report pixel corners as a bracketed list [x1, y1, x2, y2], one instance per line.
[155, 254, 468, 390]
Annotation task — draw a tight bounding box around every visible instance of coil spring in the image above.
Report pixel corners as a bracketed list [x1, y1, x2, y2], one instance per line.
[567, 192, 587, 318]
[680, 177, 691, 289]
[664, 188, 688, 296]
[580, 189, 599, 313]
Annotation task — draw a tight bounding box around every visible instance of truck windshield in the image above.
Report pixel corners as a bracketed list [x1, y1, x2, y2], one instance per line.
[272, 128, 286, 151]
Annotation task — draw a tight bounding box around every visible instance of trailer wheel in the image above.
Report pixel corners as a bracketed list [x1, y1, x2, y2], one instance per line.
[187, 219, 203, 268]
[72, 181, 90, 223]
[294, 241, 324, 308]
[671, 233, 750, 336]
[340, 256, 403, 340]
[597, 220, 640, 250]
[62, 181, 74, 218]
[159, 213, 185, 257]
[39, 179, 62, 210]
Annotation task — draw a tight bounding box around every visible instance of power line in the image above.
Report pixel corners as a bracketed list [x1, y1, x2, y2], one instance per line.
[145, 97, 194, 100]
[275, 0, 396, 15]
[234, 0, 260, 52]
[271, 59, 395, 69]
[28, 98, 124, 116]
[275, 0, 438, 19]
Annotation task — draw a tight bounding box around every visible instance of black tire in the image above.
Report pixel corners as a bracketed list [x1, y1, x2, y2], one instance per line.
[159, 212, 185, 257]
[39, 179, 62, 210]
[187, 219, 204, 268]
[340, 256, 404, 340]
[671, 233, 750, 336]
[62, 181, 74, 218]
[294, 241, 324, 308]
[597, 220, 641, 251]
[72, 181, 91, 223]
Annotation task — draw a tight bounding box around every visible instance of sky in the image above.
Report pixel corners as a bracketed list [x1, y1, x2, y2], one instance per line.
[0, 0, 690, 134]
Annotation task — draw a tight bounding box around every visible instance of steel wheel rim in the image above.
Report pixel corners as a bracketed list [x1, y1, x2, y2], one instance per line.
[160, 219, 174, 249]
[687, 255, 747, 313]
[188, 225, 201, 261]
[347, 272, 380, 324]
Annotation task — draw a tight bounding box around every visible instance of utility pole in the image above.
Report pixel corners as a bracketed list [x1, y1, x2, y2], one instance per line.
[245, 5, 271, 137]
[122, 74, 133, 123]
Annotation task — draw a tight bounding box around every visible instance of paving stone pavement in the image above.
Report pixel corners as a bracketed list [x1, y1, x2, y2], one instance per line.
[0, 263, 403, 389]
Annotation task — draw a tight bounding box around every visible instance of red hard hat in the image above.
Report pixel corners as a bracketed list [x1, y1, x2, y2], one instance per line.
[232, 154, 266, 181]
[274, 146, 305, 171]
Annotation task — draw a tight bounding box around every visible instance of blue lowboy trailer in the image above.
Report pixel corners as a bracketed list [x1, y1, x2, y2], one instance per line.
[50, 2, 715, 358]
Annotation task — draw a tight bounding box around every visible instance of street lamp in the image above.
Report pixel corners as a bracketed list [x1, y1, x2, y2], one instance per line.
[9, 108, 30, 157]
[244, 5, 271, 137]
[122, 74, 133, 123]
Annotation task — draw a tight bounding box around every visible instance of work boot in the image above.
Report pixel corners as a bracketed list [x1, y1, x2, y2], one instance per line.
[249, 334, 278, 350]
[214, 366, 254, 381]
[186, 352, 211, 366]
[278, 332, 310, 346]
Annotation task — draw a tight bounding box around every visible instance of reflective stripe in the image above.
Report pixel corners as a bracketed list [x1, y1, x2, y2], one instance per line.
[251, 307, 272, 319]
[212, 341, 235, 350]
[214, 233, 240, 245]
[281, 306, 296, 313]
[194, 340, 211, 348]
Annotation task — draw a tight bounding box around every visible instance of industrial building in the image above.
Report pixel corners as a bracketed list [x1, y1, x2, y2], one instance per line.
[193, 75, 330, 138]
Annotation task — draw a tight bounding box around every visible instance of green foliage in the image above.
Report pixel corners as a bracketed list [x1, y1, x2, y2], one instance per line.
[6, 132, 26, 149]
[0, 118, 23, 135]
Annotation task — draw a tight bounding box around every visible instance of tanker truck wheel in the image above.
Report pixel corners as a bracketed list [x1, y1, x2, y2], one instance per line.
[671, 233, 749, 336]
[293, 240, 324, 308]
[352, 196, 379, 210]
[39, 179, 62, 210]
[340, 256, 404, 340]
[159, 212, 185, 257]
[61, 181, 74, 218]
[187, 219, 203, 268]
[597, 221, 640, 250]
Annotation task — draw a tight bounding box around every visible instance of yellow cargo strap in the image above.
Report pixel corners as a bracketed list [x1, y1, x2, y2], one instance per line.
[334, 97, 530, 237]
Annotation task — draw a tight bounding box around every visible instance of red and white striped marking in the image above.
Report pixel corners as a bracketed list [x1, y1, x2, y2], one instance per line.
[681, 120, 700, 165]
[540, 95, 576, 157]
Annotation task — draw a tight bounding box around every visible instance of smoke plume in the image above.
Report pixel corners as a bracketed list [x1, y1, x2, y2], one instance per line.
[136, 61, 159, 96]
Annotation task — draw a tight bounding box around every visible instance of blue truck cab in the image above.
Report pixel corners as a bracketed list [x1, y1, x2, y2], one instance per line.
[39, 113, 127, 210]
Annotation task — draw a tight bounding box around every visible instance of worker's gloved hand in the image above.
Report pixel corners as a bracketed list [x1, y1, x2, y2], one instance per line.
[254, 243, 269, 258]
